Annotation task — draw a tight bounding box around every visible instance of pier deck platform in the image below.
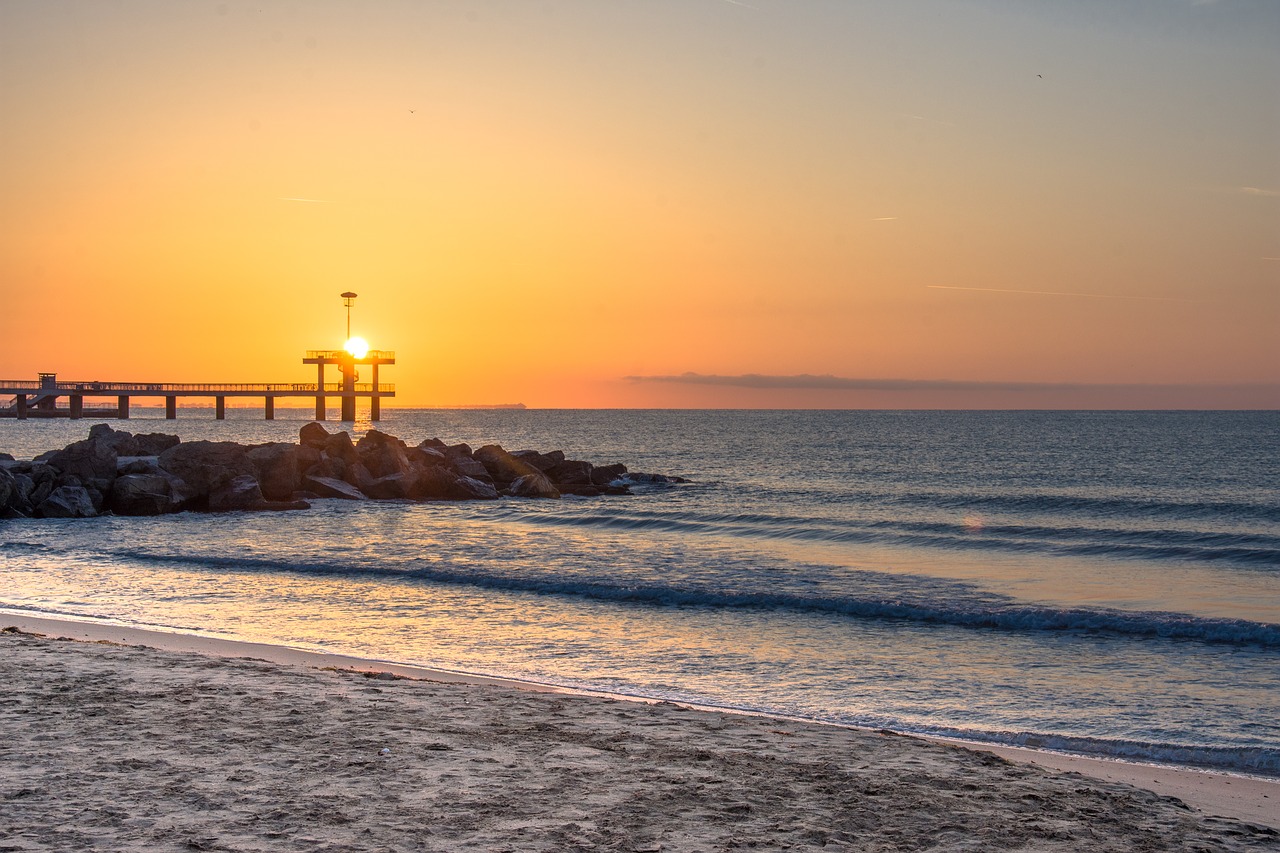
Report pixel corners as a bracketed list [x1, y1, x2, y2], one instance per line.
[1, 351, 395, 421]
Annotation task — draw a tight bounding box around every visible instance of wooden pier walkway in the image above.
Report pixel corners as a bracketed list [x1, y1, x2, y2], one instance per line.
[0, 351, 395, 421]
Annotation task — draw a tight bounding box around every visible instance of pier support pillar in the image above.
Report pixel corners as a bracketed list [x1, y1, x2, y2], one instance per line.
[16, 395, 27, 420]
[117, 396, 130, 419]
[215, 396, 226, 420]
[70, 396, 83, 419]
[315, 363, 327, 420]
[265, 397, 275, 420]
[370, 364, 381, 421]
[165, 396, 177, 419]
[340, 355, 356, 421]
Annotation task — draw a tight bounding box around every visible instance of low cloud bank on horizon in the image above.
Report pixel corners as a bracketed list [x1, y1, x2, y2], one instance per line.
[623, 372, 1278, 394]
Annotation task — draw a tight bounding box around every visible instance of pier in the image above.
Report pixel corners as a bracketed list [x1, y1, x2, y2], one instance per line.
[0, 351, 395, 421]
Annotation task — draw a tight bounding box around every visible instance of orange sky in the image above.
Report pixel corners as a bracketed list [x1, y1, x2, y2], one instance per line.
[1, 1, 1276, 408]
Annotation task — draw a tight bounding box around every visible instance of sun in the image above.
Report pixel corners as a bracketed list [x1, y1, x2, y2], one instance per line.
[344, 337, 370, 359]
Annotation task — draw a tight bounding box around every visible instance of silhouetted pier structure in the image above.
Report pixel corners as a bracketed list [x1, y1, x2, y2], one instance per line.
[0, 351, 395, 421]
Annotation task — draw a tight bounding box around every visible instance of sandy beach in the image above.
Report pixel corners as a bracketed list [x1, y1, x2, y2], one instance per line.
[1, 616, 1276, 852]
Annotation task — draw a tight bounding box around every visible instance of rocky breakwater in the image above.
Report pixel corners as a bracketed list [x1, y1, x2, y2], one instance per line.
[0, 423, 686, 520]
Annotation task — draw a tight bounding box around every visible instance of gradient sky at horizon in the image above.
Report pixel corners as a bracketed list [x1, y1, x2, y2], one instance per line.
[2, 0, 1276, 408]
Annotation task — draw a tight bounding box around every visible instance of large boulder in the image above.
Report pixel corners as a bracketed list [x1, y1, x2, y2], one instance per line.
[506, 473, 561, 499]
[109, 474, 180, 516]
[591, 463, 628, 486]
[11, 472, 36, 514]
[449, 475, 501, 501]
[0, 466, 15, 511]
[88, 424, 141, 456]
[294, 444, 322, 476]
[447, 456, 492, 483]
[302, 475, 368, 500]
[349, 461, 378, 493]
[406, 446, 447, 469]
[511, 449, 565, 473]
[357, 430, 413, 478]
[246, 443, 301, 501]
[546, 459, 594, 486]
[45, 436, 117, 488]
[208, 474, 265, 512]
[133, 432, 181, 456]
[35, 485, 97, 518]
[363, 472, 416, 500]
[324, 431, 361, 467]
[473, 444, 544, 487]
[408, 467, 500, 501]
[299, 422, 330, 450]
[409, 465, 456, 500]
[158, 441, 254, 500]
[28, 466, 55, 509]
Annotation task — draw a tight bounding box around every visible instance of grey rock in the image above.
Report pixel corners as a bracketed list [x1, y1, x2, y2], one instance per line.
[448, 456, 492, 483]
[133, 432, 181, 456]
[109, 474, 179, 516]
[473, 444, 544, 487]
[12, 473, 36, 514]
[0, 466, 15, 510]
[324, 431, 361, 467]
[363, 472, 416, 500]
[505, 472, 561, 499]
[208, 474, 265, 512]
[449, 475, 501, 501]
[409, 466, 458, 500]
[117, 456, 162, 475]
[299, 422, 330, 450]
[158, 441, 254, 499]
[357, 429, 412, 478]
[29, 478, 54, 509]
[35, 485, 97, 518]
[302, 475, 368, 500]
[546, 459, 594, 486]
[246, 443, 300, 501]
[406, 446, 446, 469]
[46, 436, 118, 485]
[591, 463, 629, 486]
[511, 449, 565, 472]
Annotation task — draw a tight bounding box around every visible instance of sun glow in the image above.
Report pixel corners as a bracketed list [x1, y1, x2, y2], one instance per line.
[344, 337, 370, 359]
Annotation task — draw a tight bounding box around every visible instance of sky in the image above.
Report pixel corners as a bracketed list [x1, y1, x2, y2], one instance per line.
[1, 0, 1277, 408]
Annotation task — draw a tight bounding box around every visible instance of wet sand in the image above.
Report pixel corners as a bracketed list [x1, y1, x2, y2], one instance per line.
[1, 615, 1277, 851]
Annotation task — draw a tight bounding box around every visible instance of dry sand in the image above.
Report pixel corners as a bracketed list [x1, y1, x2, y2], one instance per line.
[1, 618, 1277, 852]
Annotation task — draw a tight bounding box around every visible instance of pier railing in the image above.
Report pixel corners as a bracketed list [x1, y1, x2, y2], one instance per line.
[304, 350, 395, 360]
[0, 381, 394, 394]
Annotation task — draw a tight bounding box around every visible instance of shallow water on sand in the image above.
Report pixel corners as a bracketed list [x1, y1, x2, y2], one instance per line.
[2, 409, 1278, 776]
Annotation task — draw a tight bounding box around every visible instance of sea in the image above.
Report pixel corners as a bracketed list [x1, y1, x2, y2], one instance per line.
[2, 409, 1278, 778]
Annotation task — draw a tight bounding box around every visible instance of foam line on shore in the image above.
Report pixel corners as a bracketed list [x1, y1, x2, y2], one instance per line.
[4, 610, 1277, 829]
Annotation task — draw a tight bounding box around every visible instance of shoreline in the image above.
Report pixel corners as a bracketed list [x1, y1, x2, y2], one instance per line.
[4, 611, 1276, 830]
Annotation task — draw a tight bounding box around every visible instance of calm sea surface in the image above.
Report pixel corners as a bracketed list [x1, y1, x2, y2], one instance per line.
[2, 409, 1278, 776]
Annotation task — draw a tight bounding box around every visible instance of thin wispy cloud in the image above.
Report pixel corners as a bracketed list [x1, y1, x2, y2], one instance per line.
[1240, 187, 1280, 197]
[871, 216, 898, 221]
[624, 372, 1278, 395]
[898, 114, 956, 127]
[927, 285, 1196, 303]
[278, 197, 333, 203]
[626, 373, 1089, 392]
